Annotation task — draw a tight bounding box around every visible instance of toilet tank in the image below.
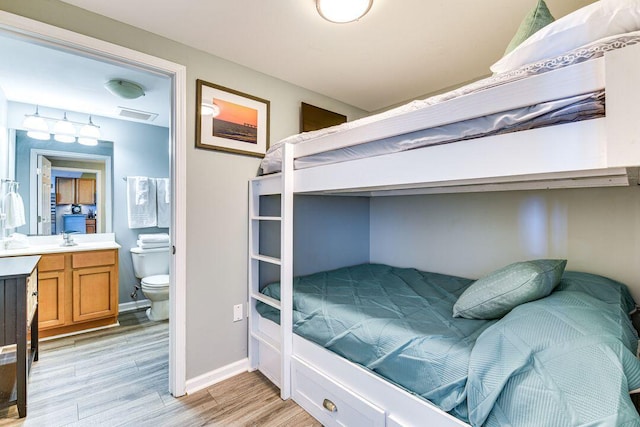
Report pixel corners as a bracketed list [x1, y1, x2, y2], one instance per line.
[130, 246, 170, 278]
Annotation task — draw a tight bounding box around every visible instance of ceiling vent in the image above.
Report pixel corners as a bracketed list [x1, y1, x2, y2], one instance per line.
[117, 107, 158, 122]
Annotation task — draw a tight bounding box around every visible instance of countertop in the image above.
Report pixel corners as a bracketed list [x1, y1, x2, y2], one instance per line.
[0, 233, 121, 258]
[0, 255, 41, 278]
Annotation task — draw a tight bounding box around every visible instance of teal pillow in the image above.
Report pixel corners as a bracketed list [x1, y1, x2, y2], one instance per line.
[503, 0, 555, 56]
[453, 259, 567, 319]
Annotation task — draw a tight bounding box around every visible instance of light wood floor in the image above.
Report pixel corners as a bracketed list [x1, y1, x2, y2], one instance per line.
[0, 310, 320, 426]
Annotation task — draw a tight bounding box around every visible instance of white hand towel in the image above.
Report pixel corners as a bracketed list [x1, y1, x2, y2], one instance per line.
[3, 191, 26, 229]
[156, 178, 170, 228]
[138, 233, 170, 243]
[127, 176, 157, 229]
[135, 177, 149, 206]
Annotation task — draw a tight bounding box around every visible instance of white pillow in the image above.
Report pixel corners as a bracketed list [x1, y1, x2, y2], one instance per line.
[491, 0, 640, 74]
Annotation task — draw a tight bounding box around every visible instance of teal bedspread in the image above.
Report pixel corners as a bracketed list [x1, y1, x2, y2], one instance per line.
[257, 265, 640, 425]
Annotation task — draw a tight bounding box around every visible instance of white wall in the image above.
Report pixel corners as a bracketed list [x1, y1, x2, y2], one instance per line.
[370, 186, 640, 302]
[0, 0, 368, 380]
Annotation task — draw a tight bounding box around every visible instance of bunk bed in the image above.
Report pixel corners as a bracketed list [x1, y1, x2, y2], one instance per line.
[248, 3, 640, 426]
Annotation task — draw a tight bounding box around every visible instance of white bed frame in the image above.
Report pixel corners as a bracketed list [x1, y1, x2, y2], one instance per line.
[247, 43, 640, 426]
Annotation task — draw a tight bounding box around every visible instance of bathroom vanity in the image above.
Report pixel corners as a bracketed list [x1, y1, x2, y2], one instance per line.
[1, 234, 120, 338]
[0, 255, 40, 418]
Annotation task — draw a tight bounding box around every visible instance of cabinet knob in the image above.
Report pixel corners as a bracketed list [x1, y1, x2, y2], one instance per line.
[32, 291, 38, 297]
[322, 398, 337, 413]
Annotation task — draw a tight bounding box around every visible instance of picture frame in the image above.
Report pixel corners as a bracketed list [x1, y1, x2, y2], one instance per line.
[195, 79, 270, 157]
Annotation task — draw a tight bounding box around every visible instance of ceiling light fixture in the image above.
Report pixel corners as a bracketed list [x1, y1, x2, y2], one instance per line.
[22, 108, 101, 145]
[22, 106, 50, 140]
[316, 0, 373, 23]
[104, 78, 145, 99]
[201, 102, 220, 117]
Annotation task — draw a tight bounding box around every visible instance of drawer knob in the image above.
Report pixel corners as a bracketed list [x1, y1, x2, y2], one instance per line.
[323, 398, 337, 413]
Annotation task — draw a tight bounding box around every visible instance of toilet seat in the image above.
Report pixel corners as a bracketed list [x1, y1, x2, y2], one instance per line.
[141, 274, 169, 288]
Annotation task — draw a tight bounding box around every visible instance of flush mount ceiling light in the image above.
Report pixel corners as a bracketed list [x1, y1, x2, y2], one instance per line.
[104, 79, 145, 99]
[316, 0, 373, 23]
[200, 102, 220, 117]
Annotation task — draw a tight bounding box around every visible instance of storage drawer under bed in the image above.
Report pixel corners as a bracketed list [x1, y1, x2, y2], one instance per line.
[292, 358, 385, 427]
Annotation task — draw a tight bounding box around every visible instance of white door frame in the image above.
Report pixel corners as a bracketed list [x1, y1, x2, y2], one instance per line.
[0, 11, 188, 396]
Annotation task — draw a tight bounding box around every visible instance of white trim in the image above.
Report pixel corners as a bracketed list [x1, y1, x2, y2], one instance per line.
[0, 11, 188, 397]
[119, 299, 151, 313]
[28, 149, 111, 234]
[184, 359, 250, 395]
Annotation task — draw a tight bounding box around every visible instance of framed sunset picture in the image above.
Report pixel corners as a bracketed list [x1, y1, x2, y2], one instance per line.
[196, 80, 270, 157]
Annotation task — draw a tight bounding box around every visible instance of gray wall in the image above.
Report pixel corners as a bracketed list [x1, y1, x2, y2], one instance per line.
[370, 186, 640, 302]
[0, 0, 367, 380]
[9, 102, 170, 306]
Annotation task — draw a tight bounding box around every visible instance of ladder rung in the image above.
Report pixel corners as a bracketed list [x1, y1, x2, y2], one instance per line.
[250, 216, 281, 221]
[251, 254, 281, 265]
[250, 330, 281, 353]
[251, 292, 281, 310]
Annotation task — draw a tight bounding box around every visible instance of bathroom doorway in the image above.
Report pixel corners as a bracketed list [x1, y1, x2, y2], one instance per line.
[0, 13, 187, 396]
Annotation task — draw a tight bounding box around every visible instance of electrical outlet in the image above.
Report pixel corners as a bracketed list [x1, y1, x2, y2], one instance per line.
[233, 304, 243, 322]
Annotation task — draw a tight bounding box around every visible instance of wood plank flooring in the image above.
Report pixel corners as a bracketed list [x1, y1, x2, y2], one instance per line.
[0, 310, 320, 426]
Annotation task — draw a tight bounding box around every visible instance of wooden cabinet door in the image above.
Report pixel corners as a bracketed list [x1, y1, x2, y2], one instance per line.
[85, 219, 96, 234]
[72, 265, 117, 322]
[75, 179, 96, 204]
[55, 177, 75, 204]
[38, 270, 65, 329]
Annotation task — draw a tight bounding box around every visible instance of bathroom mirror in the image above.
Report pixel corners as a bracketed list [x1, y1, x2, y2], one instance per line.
[8, 129, 114, 236]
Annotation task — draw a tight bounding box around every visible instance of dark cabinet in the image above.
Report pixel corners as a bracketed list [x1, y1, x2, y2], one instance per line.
[0, 256, 40, 418]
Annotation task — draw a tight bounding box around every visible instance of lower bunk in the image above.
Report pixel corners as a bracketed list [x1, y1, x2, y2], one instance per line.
[253, 263, 640, 426]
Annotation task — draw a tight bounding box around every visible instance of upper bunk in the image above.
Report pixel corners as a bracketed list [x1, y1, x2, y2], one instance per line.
[252, 9, 640, 197]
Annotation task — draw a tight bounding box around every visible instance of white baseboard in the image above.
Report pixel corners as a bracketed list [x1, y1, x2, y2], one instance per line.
[185, 358, 249, 395]
[119, 299, 151, 313]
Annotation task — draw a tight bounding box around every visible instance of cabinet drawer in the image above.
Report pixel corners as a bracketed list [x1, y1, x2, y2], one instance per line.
[39, 254, 65, 272]
[292, 359, 385, 427]
[72, 250, 116, 269]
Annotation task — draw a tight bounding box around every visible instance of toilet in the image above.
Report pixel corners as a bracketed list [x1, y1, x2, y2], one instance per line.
[130, 246, 170, 321]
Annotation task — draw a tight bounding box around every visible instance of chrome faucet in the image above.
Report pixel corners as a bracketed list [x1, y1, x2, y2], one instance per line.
[61, 231, 78, 247]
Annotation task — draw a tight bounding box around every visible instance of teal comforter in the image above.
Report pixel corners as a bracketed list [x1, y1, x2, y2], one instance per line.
[257, 264, 640, 426]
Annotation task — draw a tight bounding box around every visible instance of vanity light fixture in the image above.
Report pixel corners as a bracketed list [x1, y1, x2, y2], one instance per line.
[53, 112, 76, 143]
[104, 79, 145, 99]
[316, 0, 373, 23]
[78, 116, 100, 146]
[22, 106, 50, 140]
[22, 108, 101, 145]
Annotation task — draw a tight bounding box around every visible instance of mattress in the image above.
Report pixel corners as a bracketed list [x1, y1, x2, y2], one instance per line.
[257, 264, 640, 425]
[261, 31, 640, 174]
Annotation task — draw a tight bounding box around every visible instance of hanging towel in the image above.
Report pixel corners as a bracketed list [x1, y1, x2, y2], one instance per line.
[3, 191, 26, 229]
[156, 178, 170, 228]
[138, 233, 170, 244]
[135, 177, 150, 206]
[127, 176, 157, 229]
